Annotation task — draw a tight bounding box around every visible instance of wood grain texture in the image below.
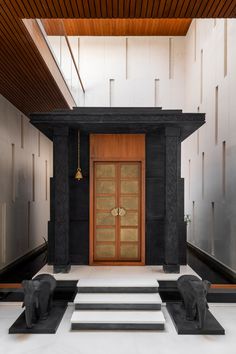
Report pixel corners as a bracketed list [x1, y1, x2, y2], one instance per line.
[0, 283, 22, 288]
[211, 284, 236, 289]
[93, 162, 141, 262]
[0, 1, 72, 115]
[7, 0, 235, 19]
[89, 134, 145, 265]
[42, 18, 192, 36]
[90, 134, 146, 160]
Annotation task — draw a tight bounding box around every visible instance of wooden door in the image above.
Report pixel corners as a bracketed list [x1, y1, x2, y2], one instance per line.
[93, 161, 141, 263]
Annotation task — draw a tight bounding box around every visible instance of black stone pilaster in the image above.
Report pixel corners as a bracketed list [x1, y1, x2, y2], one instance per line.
[53, 127, 71, 273]
[163, 127, 180, 273]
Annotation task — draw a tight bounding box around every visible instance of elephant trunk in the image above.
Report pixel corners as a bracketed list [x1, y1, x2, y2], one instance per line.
[23, 293, 39, 329]
[197, 299, 207, 329]
[24, 298, 34, 329]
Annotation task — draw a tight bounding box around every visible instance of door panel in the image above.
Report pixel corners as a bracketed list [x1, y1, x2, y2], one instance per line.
[96, 229, 116, 242]
[94, 161, 141, 262]
[96, 180, 116, 194]
[96, 244, 116, 258]
[120, 229, 138, 242]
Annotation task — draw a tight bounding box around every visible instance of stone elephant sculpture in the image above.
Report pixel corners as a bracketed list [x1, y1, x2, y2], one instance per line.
[177, 275, 211, 329]
[22, 274, 56, 329]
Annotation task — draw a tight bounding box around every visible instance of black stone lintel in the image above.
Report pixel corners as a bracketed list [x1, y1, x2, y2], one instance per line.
[30, 107, 205, 142]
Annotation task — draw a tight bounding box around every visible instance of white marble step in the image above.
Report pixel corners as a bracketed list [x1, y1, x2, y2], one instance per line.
[74, 293, 162, 310]
[71, 310, 165, 330]
[77, 279, 159, 293]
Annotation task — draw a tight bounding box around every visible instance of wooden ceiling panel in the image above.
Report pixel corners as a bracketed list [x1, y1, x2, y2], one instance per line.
[0, 1, 74, 115]
[4, 0, 236, 19]
[1, 0, 236, 116]
[223, 1, 236, 17]
[41, 18, 192, 36]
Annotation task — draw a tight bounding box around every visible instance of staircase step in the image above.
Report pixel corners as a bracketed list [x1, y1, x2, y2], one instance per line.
[71, 310, 165, 330]
[77, 279, 159, 293]
[74, 293, 162, 310]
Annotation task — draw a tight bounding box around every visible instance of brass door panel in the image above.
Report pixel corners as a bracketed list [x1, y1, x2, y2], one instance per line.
[120, 229, 138, 242]
[96, 196, 116, 210]
[121, 180, 139, 194]
[93, 162, 142, 262]
[120, 244, 139, 258]
[96, 164, 115, 178]
[96, 229, 116, 242]
[121, 164, 139, 178]
[96, 180, 116, 194]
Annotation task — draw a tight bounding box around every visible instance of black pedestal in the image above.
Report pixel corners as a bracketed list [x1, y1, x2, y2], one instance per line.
[163, 264, 180, 273]
[9, 302, 67, 334]
[53, 264, 71, 274]
[167, 302, 225, 335]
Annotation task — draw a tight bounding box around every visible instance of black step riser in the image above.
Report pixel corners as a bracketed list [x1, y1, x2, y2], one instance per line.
[71, 323, 164, 330]
[75, 304, 161, 310]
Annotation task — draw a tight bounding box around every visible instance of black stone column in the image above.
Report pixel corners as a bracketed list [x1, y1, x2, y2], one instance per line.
[163, 127, 180, 273]
[53, 127, 71, 273]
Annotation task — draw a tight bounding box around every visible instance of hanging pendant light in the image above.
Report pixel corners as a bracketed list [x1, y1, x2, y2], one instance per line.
[75, 131, 83, 181]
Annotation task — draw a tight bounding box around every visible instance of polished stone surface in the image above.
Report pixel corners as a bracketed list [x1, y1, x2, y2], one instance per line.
[74, 293, 162, 304]
[74, 293, 162, 310]
[71, 309, 165, 323]
[71, 310, 165, 330]
[1, 303, 236, 354]
[36, 265, 199, 281]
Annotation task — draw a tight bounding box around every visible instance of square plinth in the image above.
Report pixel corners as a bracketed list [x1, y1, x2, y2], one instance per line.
[167, 302, 225, 335]
[9, 302, 67, 334]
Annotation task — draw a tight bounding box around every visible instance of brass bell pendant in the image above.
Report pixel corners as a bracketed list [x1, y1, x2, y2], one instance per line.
[75, 167, 83, 180]
[75, 131, 83, 181]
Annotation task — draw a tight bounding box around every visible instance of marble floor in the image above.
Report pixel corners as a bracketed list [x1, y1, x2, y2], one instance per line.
[2, 265, 233, 353]
[36, 264, 199, 282]
[1, 302, 235, 354]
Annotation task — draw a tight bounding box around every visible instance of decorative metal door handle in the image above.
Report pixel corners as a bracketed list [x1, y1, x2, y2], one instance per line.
[118, 207, 126, 216]
[111, 208, 119, 216]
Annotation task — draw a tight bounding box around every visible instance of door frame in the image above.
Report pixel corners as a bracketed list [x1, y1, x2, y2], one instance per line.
[89, 157, 145, 265]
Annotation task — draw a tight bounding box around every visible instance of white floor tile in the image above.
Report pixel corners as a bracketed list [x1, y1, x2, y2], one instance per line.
[74, 293, 162, 304]
[36, 265, 199, 281]
[71, 310, 165, 324]
[77, 278, 159, 287]
[1, 303, 236, 354]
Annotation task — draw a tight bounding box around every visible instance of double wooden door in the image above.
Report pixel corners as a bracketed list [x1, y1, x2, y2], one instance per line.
[93, 161, 141, 263]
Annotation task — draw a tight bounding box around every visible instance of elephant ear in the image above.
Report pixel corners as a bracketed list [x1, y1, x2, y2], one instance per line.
[33, 280, 41, 290]
[203, 280, 211, 295]
[38, 281, 51, 295]
[22, 280, 27, 287]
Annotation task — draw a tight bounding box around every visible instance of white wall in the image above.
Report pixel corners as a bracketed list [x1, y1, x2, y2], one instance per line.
[48, 36, 186, 109]
[0, 94, 52, 271]
[182, 19, 236, 272]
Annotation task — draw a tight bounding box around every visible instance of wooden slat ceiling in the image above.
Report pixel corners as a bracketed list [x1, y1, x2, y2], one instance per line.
[1, 0, 236, 116]
[7, 0, 236, 19]
[41, 19, 192, 36]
